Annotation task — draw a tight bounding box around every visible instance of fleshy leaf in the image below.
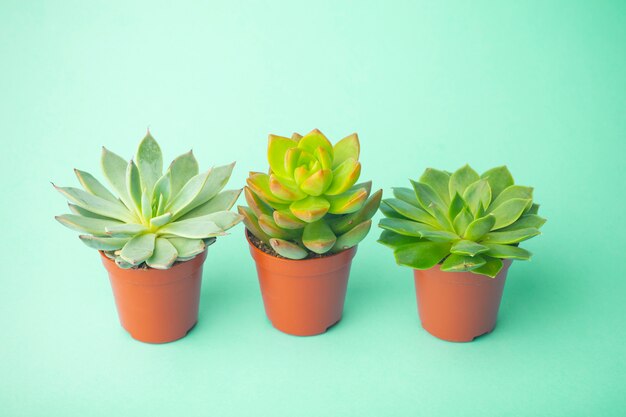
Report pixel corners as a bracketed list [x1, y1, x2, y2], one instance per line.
[464, 214, 496, 241]
[448, 192, 466, 221]
[297, 129, 333, 158]
[450, 239, 489, 256]
[441, 254, 486, 272]
[168, 237, 205, 258]
[179, 189, 242, 220]
[411, 180, 444, 215]
[68, 203, 115, 220]
[499, 214, 546, 231]
[269, 239, 308, 259]
[480, 166, 514, 200]
[393, 241, 451, 269]
[419, 168, 451, 205]
[480, 227, 540, 244]
[79, 235, 130, 250]
[268, 135, 297, 179]
[333, 219, 371, 252]
[419, 230, 459, 242]
[302, 220, 337, 254]
[136, 132, 163, 193]
[74, 169, 118, 202]
[330, 189, 382, 234]
[247, 172, 291, 205]
[270, 174, 307, 201]
[485, 243, 532, 260]
[126, 160, 142, 216]
[53, 185, 135, 223]
[472, 256, 504, 278]
[239, 206, 271, 244]
[105, 223, 148, 236]
[325, 158, 361, 195]
[169, 150, 199, 198]
[273, 209, 306, 229]
[377, 230, 422, 249]
[55, 214, 122, 236]
[392, 187, 420, 207]
[150, 212, 172, 228]
[382, 198, 439, 228]
[243, 187, 273, 217]
[379, 218, 437, 237]
[332, 133, 359, 168]
[159, 217, 224, 239]
[452, 207, 473, 236]
[289, 196, 330, 222]
[120, 233, 156, 265]
[449, 164, 479, 200]
[174, 162, 236, 219]
[101, 147, 134, 210]
[299, 169, 333, 197]
[490, 198, 531, 229]
[258, 214, 299, 240]
[326, 187, 368, 214]
[488, 185, 533, 211]
[463, 179, 492, 216]
[146, 237, 178, 269]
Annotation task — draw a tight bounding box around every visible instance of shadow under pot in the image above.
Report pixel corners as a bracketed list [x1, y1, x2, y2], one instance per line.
[413, 259, 512, 342]
[100, 250, 207, 344]
[246, 231, 357, 336]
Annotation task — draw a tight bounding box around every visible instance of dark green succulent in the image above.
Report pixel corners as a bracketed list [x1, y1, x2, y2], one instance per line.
[378, 165, 545, 277]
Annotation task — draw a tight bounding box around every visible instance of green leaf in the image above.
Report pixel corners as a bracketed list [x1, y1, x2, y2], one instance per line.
[168, 237, 205, 258]
[105, 223, 149, 236]
[273, 209, 306, 229]
[101, 147, 134, 210]
[329, 189, 382, 234]
[244, 187, 273, 217]
[197, 210, 242, 231]
[449, 164, 479, 200]
[472, 256, 504, 278]
[441, 254, 486, 272]
[480, 166, 514, 200]
[68, 203, 115, 220]
[179, 189, 242, 220]
[452, 208, 473, 236]
[480, 227, 540, 244]
[269, 238, 308, 260]
[238, 206, 271, 244]
[79, 235, 130, 250]
[464, 214, 496, 241]
[526, 203, 540, 215]
[150, 212, 172, 228]
[463, 179, 492, 216]
[332, 219, 371, 252]
[126, 160, 142, 217]
[379, 218, 437, 237]
[166, 169, 211, 216]
[392, 187, 419, 207]
[419, 168, 451, 205]
[258, 214, 299, 239]
[484, 244, 532, 260]
[489, 185, 533, 211]
[411, 180, 445, 215]
[325, 158, 361, 195]
[55, 214, 122, 236]
[302, 220, 337, 254]
[332, 133, 359, 168]
[152, 173, 171, 205]
[383, 198, 440, 228]
[158, 216, 225, 239]
[174, 162, 236, 219]
[380, 201, 403, 219]
[247, 172, 291, 205]
[393, 241, 451, 269]
[74, 169, 118, 202]
[297, 129, 334, 158]
[420, 230, 459, 242]
[53, 185, 135, 223]
[290, 196, 330, 222]
[298, 169, 333, 197]
[500, 214, 547, 231]
[448, 193, 466, 222]
[450, 239, 489, 256]
[268, 134, 297, 179]
[326, 187, 368, 214]
[377, 230, 422, 249]
[169, 150, 199, 198]
[490, 198, 531, 229]
[136, 132, 163, 193]
[120, 233, 156, 265]
[141, 190, 152, 221]
[146, 237, 178, 269]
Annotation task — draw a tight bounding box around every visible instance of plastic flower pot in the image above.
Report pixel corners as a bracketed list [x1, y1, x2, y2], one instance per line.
[246, 232, 357, 336]
[100, 250, 207, 343]
[413, 259, 513, 342]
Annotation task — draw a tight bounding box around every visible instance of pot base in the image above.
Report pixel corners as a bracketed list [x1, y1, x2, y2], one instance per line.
[126, 321, 198, 344]
[271, 318, 341, 337]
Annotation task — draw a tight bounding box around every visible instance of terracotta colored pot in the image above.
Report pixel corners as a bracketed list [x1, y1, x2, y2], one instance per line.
[100, 250, 207, 344]
[413, 260, 513, 342]
[246, 232, 357, 336]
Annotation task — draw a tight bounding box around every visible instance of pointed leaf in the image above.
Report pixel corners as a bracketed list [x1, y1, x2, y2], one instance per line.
[449, 164, 479, 200]
[392, 187, 419, 207]
[53, 185, 135, 223]
[239, 206, 271, 244]
[258, 214, 299, 239]
[105, 223, 148, 236]
[168, 237, 205, 258]
[152, 173, 171, 205]
[526, 203, 540, 215]
[480, 228, 540, 244]
[136, 132, 163, 192]
[500, 214, 547, 231]
[330, 189, 382, 234]
[383, 198, 439, 228]
[379, 218, 437, 237]
[126, 160, 142, 216]
[490, 198, 531, 229]
[173, 162, 236, 219]
[332, 219, 371, 252]
[297, 129, 333, 158]
[273, 209, 306, 229]
[197, 210, 242, 231]
[463, 179, 492, 216]
[146, 237, 178, 269]
[302, 220, 337, 254]
[326, 187, 367, 214]
[411, 180, 444, 215]
[393, 241, 451, 269]
[452, 207, 473, 236]
[325, 158, 361, 195]
[300, 169, 333, 196]
[179, 189, 242, 220]
[314, 146, 332, 171]
[150, 212, 172, 228]
[441, 254, 486, 272]
[419, 168, 451, 205]
[101, 147, 134, 210]
[79, 235, 130, 250]
[377, 230, 422, 249]
[68, 203, 115, 220]
[488, 185, 533, 211]
[450, 239, 489, 256]
[169, 150, 199, 198]
[247, 172, 291, 205]
[159, 217, 225, 239]
[485, 244, 532, 260]
[480, 166, 514, 200]
[419, 230, 459, 242]
[74, 169, 117, 202]
[448, 192, 466, 221]
[380, 201, 403, 219]
[270, 174, 307, 201]
[472, 256, 504, 278]
[464, 214, 496, 241]
[55, 214, 122, 236]
[333, 133, 359, 168]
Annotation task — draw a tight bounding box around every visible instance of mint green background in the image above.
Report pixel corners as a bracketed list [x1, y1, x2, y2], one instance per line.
[1, 1, 625, 416]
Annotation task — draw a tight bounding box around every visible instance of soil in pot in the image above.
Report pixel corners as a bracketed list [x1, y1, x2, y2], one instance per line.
[413, 260, 512, 342]
[100, 250, 207, 344]
[246, 231, 357, 336]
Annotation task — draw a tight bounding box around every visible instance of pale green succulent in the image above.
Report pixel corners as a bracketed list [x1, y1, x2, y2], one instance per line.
[54, 132, 243, 269]
[378, 165, 545, 277]
[239, 129, 382, 259]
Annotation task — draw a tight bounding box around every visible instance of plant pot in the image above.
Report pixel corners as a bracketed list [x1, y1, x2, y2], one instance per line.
[246, 232, 357, 336]
[413, 260, 513, 342]
[100, 250, 207, 344]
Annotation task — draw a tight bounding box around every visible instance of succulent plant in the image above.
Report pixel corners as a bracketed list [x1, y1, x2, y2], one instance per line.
[53, 132, 243, 269]
[378, 165, 545, 277]
[239, 129, 382, 259]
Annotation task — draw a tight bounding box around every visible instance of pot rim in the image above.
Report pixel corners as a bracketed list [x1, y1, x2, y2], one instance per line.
[99, 249, 207, 274]
[245, 229, 357, 266]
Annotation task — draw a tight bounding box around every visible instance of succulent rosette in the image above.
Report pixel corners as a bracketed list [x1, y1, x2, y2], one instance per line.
[239, 129, 381, 259]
